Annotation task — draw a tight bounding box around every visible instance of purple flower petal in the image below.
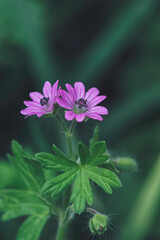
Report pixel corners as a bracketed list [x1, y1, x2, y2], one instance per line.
[29, 92, 43, 103]
[21, 108, 45, 115]
[21, 81, 60, 118]
[52, 80, 59, 102]
[24, 101, 41, 107]
[87, 106, 108, 115]
[85, 87, 99, 102]
[87, 95, 106, 108]
[59, 89, 74, 108]
[65, 111, 76, 121]
[74, 82, 85, 100]
[57, 97, 72, 110]
[43, 81, 52, 99]
[86, 113, 103, 121]
[75, 113, 86, 122]
[65, 83, 76, 100]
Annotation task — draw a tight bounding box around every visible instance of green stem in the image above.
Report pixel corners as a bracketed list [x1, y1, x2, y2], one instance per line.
[66, 120, 76, 159]
[55, 117, 77, 240]
[56, 114, 67, 132]
[66, 133, 74, 159]
[55, 219, 69, 240]
[69, 119, 76, 133]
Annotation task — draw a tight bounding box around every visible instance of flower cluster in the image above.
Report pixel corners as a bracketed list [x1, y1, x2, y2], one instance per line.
[21, 81, 108, 122]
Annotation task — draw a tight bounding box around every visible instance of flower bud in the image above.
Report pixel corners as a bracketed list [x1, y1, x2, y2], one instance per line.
[89, 213, 109, 235]
[114, 157, 137, 171]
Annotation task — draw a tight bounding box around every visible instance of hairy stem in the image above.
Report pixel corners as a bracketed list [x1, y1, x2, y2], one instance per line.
[56, 114, 67, 132]
[66, 119, 76, 159]
[66, 132, 74, 159]
[55, 219, 69, 240]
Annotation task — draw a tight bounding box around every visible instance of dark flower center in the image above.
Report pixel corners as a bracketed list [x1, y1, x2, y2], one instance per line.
[40, 97, 49, 106]
[75, 98, 87, 109]
[74, 98, 87, 114]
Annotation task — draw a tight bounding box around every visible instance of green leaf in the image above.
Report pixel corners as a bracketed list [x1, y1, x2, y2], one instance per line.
[78, 142, 90, 165]
[85, 165, 122, 194]
[52, 144, 71, 162]
[70, 169, 93, 214]
[0, 190, 48, 221]
[8, 140, 44, 191]
[35, 152, 77, 171]
[41, 168, 77, 197]
[16, 213, 49, 240]
[0, 161, 23, 189]
[90, 126, 100, 150]
[89, 155, 109, 166]
[89, 141, 109, 166]
[91, 141, 107, 156]
[0, 189, 42, 204]
[102, 161, 120, 174]
[1, 203, 48, 221]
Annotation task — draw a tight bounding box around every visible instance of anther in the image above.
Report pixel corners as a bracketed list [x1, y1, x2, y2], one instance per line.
[40, 97, 49, 106]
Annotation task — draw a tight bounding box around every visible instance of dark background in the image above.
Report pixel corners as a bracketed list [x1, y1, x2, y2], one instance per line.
[0, 0, 160, 239]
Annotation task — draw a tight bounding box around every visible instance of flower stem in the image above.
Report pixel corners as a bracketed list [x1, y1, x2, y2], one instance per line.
[66, 132, 74, 159]
[66, 119, 76, 159]
[55, 219, 69, 240]
[56, 114, 67, 132]
[69, 119, 76, 133]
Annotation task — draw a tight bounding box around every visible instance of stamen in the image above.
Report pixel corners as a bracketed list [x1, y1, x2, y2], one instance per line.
[74, 98, 87, 113]
[75, 98, 87, 108]
[40, 97, 49, 106]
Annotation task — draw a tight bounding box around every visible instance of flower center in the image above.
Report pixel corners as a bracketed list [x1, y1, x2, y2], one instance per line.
[74, 98, 87, 113]
[40, 97, 49, 106]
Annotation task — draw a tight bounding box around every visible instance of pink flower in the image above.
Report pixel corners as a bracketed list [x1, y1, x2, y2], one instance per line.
[21, 80, 59, 118]
[57, 82, 108, 122]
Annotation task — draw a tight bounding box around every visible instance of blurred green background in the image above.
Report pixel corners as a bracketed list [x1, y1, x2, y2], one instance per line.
[0, 0, 160, 239]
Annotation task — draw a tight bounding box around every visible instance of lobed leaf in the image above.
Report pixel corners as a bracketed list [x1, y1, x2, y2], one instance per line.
[90, 141, 107, 156]
[85, 165, 122, 194]
[1, 203, 48, 221]
[0, 189, 48, 221]
[8, 141, 44, 191]
[89, 126, 100, 150]
[78, 141, 109, 166]
[78, 142, 90, 165]
[35, 152, 77, 171]
[0, 189, 43, 204]
[52, 144, 71, 162]
[70, 169, 93, 214]
[41, 168, 77, 197]
[16, 213, 49, 240]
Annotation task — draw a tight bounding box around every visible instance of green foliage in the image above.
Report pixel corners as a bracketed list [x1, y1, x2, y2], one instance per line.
[89, 126, 100, 149]
[70, 169, 93, 214]
[0, 161, 23, 189]
[0, 141, 50, 240]
[35, 149, 78, 171]
[85, 165, 122, 194]
[41, 168, 77, 198]
[16, 213, 49, 240]
[38, 143, 121, 214]
[8, 140, 44, 191]
[78, 142, 90, 165]
[0, 189, 49, 221]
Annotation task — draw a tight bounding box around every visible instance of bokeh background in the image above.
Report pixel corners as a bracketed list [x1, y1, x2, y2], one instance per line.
[0, 0, 160, 239]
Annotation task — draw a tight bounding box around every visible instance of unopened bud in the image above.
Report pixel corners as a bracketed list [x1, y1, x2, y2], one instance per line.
[89, 213, 109, 235]
[114, 157, 137, 171]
